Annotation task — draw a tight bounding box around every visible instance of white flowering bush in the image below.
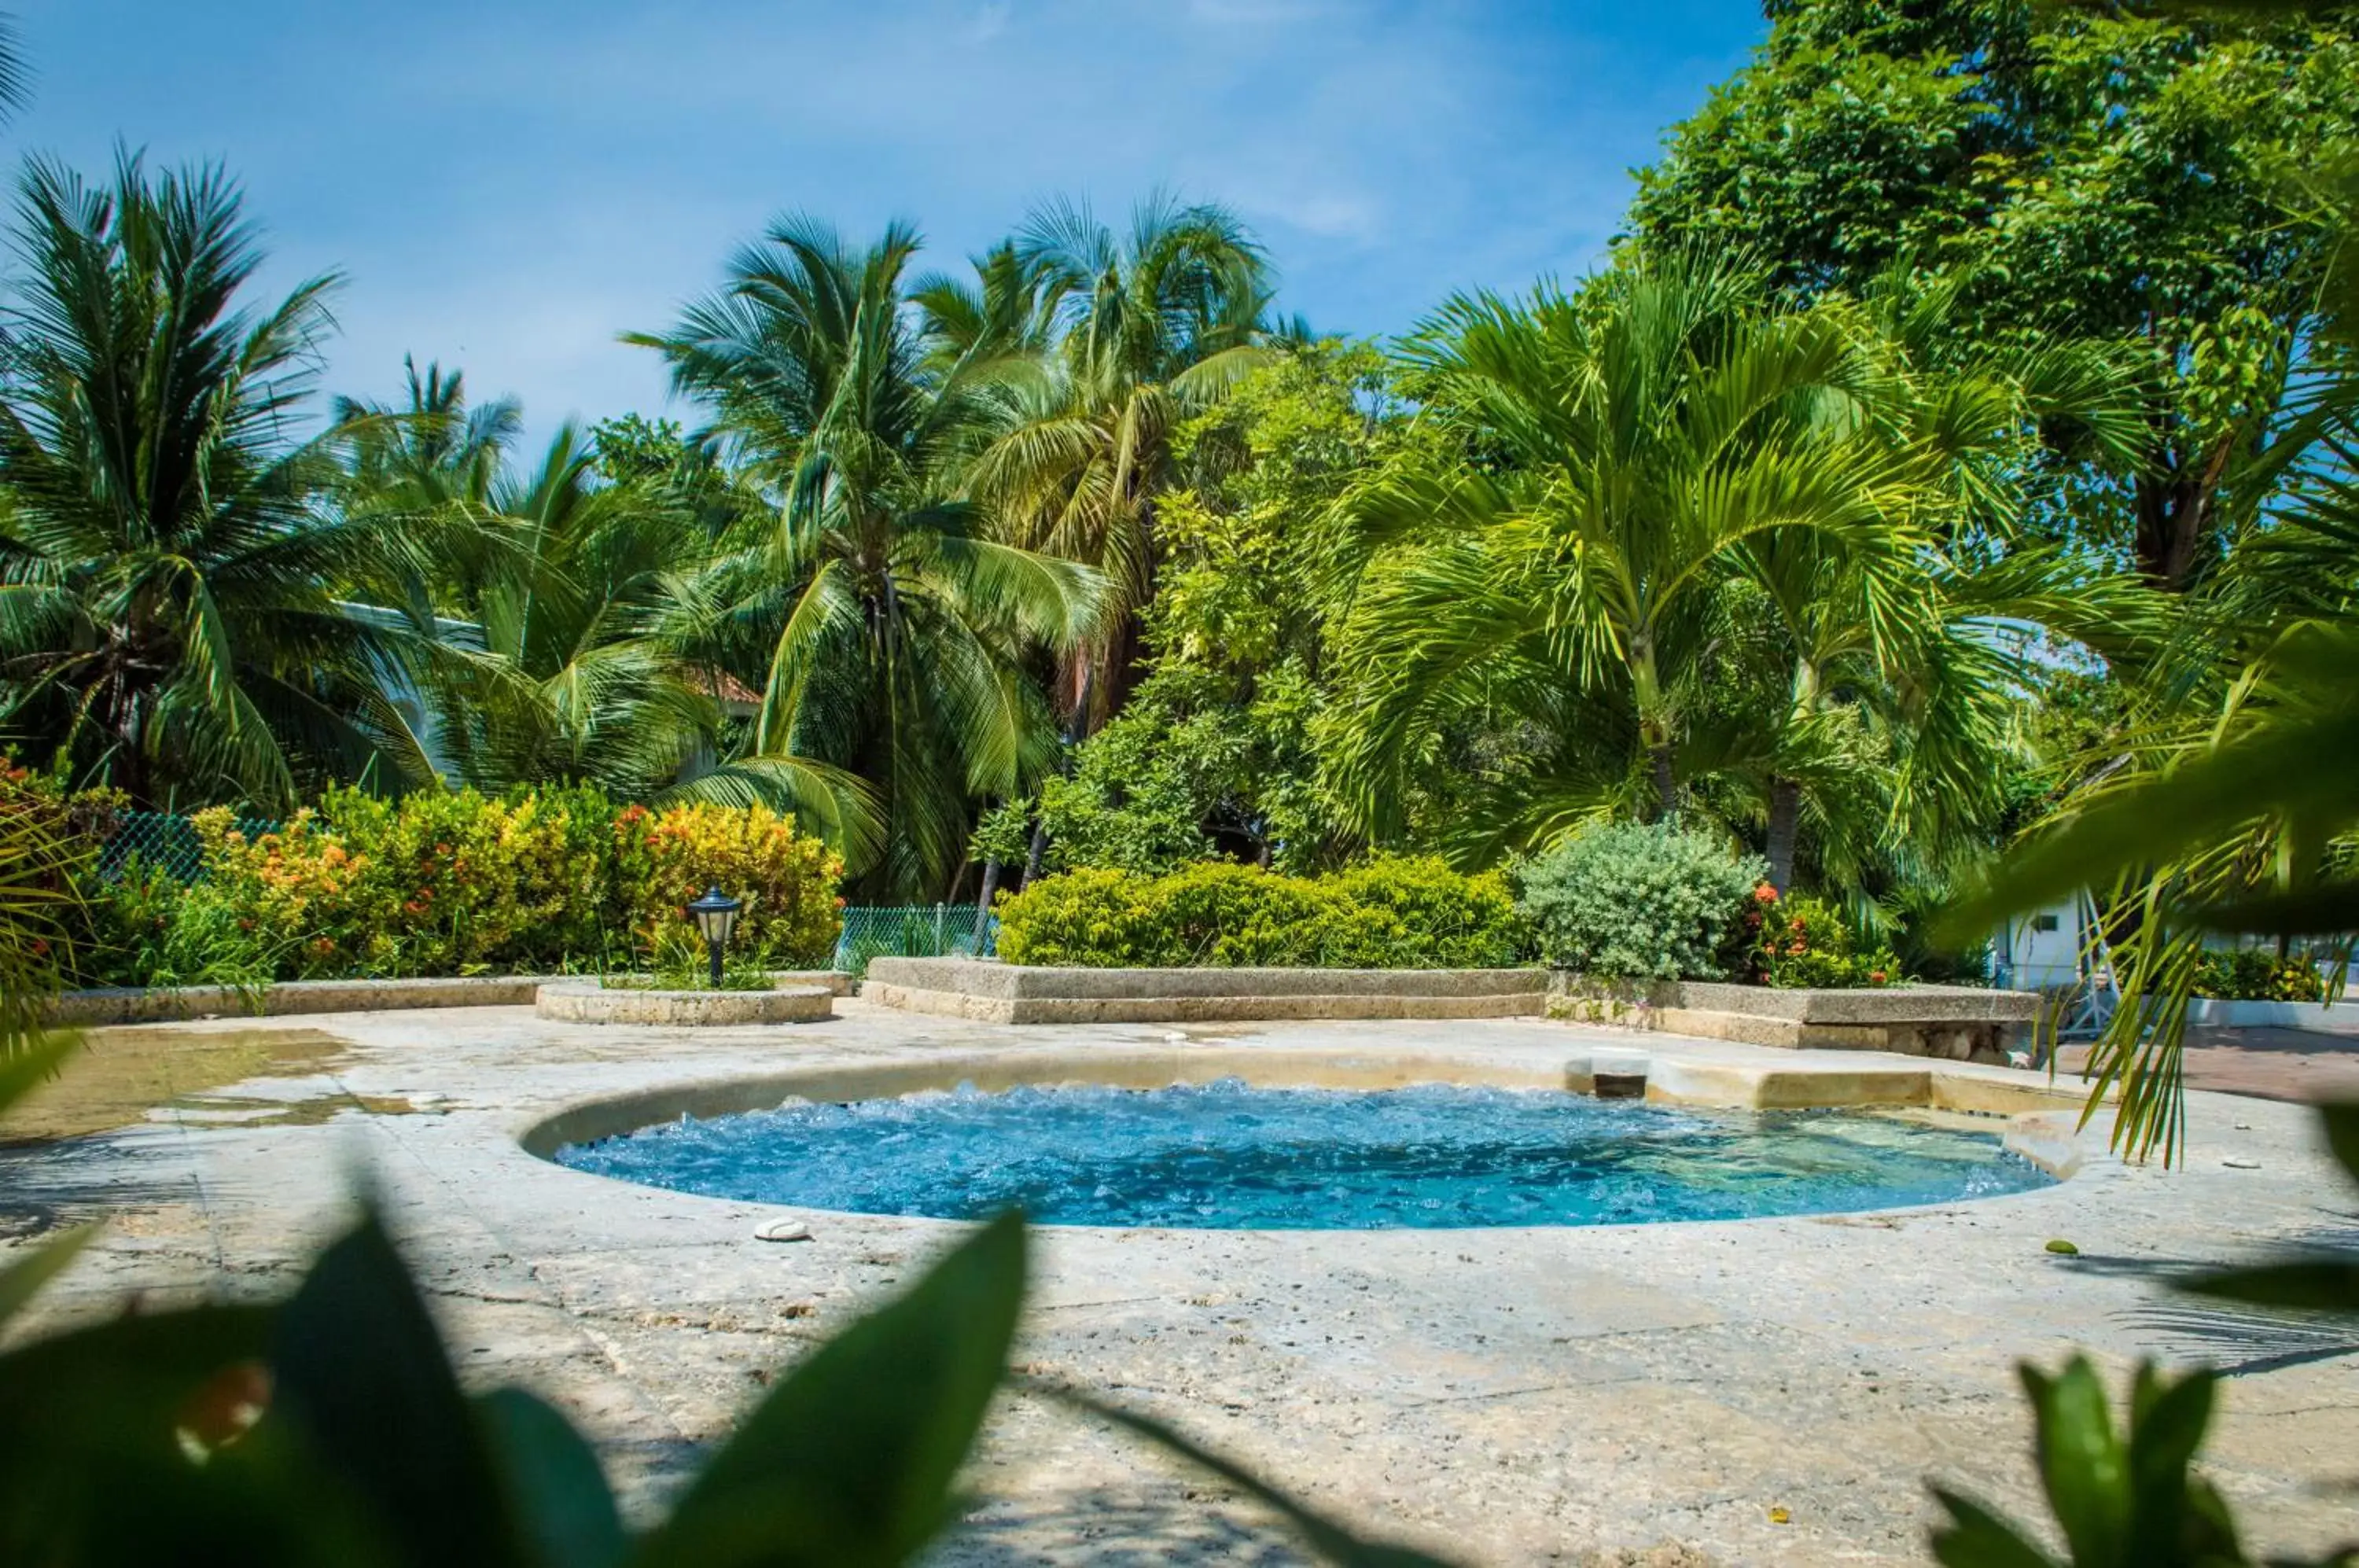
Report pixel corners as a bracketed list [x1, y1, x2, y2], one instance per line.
[1516, 820, 1764, 979]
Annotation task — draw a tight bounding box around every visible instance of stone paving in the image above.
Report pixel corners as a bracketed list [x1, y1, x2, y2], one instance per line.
[2, 1002, 2353, 1566]
[2059, 1028, 2359, 1106]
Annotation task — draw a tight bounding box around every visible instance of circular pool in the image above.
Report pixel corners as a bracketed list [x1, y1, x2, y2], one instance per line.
[551, 1078, 2052, 1229]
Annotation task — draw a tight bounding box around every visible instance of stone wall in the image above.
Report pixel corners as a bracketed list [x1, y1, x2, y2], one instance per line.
[1547, 974, 2037, 1063]
[862, 959, 1549, 1025]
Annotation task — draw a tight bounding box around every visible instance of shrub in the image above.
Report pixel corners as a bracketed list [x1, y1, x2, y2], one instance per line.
[1745, 889, 1903, 989]
[2192, 948, 2327, 1002]
[992, 856, 1527, 969]
[1325, 856, 1529, 969]
[1515, 820, 1762, 981]
[61, 784, 844, 988]
[618, 800, 843, 970]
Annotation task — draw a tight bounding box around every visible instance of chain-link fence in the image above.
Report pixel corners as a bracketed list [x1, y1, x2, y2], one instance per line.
[94, 808, 282, 884]
[833, 903, 996, 977]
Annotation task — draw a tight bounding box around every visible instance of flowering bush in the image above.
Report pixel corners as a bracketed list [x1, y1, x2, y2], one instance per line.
[65, 784, 843, 987]
[993, 857, 1528, 969]
[1745, 886, 1904, 989]
[1515, 821, 1761, 980]
[618, 801, 842, 970]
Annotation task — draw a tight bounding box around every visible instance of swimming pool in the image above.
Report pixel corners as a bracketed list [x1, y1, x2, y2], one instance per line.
[553, 1078, 2052, 1229]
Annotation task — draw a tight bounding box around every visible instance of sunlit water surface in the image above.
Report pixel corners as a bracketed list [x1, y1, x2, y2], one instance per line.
[554, 1079, 2052, 1229]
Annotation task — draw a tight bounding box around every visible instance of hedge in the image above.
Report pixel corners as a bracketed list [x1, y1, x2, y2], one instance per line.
[5, 773, 845, 989]
[992, 858, 1529, 969]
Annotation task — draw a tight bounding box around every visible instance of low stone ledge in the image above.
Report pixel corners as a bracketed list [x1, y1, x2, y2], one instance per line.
[534, 982, 834, 1027]
[49, 970, 852, 1027]
[2182, 997, 2359, 1035]
[1548, 974, 2037, 1064]
[862, 959, 1548, 1024]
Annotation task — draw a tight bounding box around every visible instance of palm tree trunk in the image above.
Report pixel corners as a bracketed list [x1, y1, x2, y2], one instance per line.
[1021, 821, 1047, 889]
[975, 856, 1002, 941]
[1766, 777, 1802, 894]
[1650, 745, 1677, 820]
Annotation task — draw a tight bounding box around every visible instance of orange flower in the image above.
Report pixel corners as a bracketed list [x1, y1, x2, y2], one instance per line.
[1753, 882, 1778, 904]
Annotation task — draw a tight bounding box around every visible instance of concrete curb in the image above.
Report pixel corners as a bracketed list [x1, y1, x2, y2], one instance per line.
[50, 971, 852, 1026]
[535, 982, 835, 1026]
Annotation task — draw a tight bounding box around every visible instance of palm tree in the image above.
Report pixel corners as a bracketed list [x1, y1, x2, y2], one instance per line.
[0, 153, 446, 808]
[1329, 248, 1944, 856]
[416, 423, 712, 797]
[953, 195, 1275, 728]
[337, 356, 520, 513]
[635, 215, 1103, 899]
[0, 13, 28, 125]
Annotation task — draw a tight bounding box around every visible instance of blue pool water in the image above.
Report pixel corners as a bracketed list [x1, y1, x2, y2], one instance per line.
[554, 1080, 2052, 1229]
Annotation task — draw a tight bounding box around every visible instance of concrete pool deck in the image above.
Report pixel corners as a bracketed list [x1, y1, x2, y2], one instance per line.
[1, 1002, 2352, 1566]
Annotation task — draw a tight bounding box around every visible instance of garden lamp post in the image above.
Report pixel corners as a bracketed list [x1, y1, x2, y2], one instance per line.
[686, 886, 742, 989]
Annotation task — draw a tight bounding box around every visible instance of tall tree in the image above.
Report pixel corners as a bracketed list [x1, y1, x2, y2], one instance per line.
[1330, 248, 1946, 858]
[636, 216, 1103, 898]
[0, 153, 444, 808]
[1629, 0, 2359, 589]
[954, 195, 1276, 729]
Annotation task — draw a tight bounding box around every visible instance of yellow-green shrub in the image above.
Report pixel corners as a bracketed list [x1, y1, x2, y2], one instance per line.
[993, 858, 1527, 969]
[616, 801, 843, 970]
[75, 785, 844, 985]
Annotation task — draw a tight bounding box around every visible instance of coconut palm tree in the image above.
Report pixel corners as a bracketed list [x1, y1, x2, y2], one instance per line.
[953, 195, 1275, 728]
[635, 215, 1104, 898]
[406, 421, 875, 849]
[0, 153, 447, 808]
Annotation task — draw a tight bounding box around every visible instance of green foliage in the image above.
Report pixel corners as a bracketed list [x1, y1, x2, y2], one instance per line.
[1322, 243, 2136, 899]
[1746, 890, 1906, 989]
[2189, 948, 2327, 1001]
[1630, 0, 2359, 586]
[1929, 1357, 2247, 1568]
[612, 798, 845, 971]
[638, 215, 1104, 900]
[954, 195, 1279, 731]
[0, 153, 462, 809]
[992, 857, 1526, 970]
[989, 341, 1414, 882]
[1009, 662, 1349, 878]
[1515, 822, 1763, 981]
[65, 786, 843, 988]
[1953, 624, 2359, 1162]
[0, 761, 88, 1044]
[586, 413, 700, 488]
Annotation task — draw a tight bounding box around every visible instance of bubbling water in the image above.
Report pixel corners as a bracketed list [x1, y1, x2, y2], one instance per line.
[554, 1078, 2052, 1230]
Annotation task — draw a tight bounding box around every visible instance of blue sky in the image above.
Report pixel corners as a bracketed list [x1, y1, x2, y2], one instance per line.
[10, 1, 1765, 447]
